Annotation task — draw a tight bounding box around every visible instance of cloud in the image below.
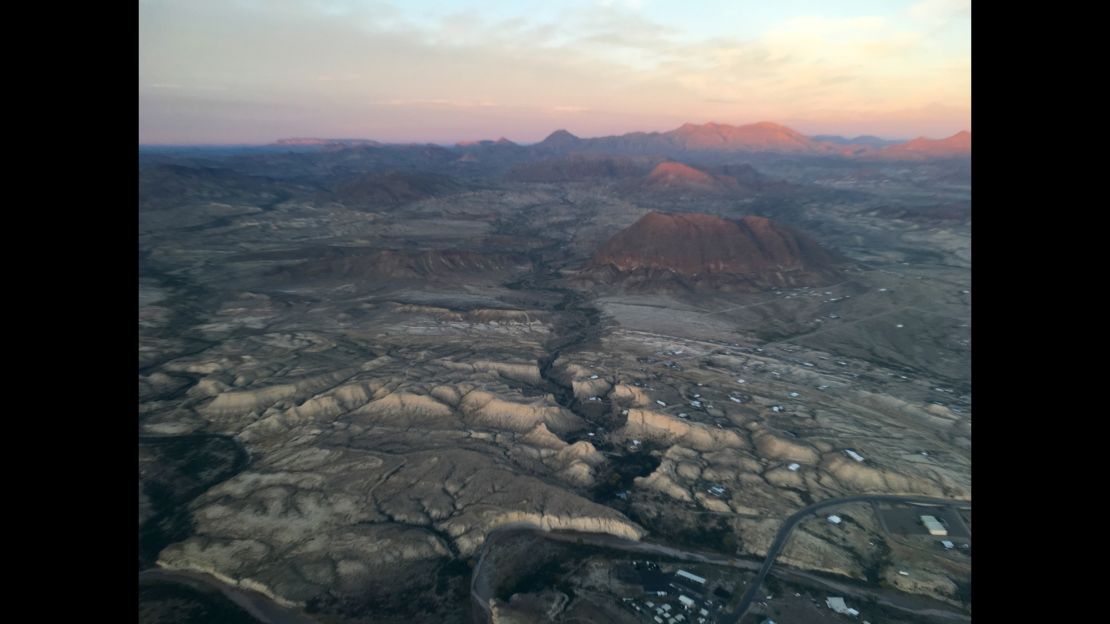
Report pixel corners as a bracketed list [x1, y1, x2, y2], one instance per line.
[775, 15, 888, 36]
[910, 0, 971, 23]
[317, 73, 361, 82]
[384, 99, 501, 109]
[140, 1, 970, 142]
[599, 0, 644, 10]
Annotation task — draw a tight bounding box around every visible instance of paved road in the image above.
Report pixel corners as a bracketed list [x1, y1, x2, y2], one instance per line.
[470, 522, 550, 621]
[719, 494, 970, 624]
[470, 494, 970, 624]
[469, 524, 767, 620]
[774, 567, 970, 621]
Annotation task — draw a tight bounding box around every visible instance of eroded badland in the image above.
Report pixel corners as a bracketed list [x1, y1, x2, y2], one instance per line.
[139, 127, 970, 624]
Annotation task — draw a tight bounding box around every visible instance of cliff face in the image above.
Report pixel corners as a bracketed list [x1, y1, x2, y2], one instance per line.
[589, 212, 842, 290]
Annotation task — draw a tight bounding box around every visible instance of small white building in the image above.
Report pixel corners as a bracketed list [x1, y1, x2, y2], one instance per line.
[826, 597, 858, 616]
[941, 540, 955, 549]
[921, 515, 948, 536]
[787, 463, 801, 471]
[679, 595, 696, 608]
[845, 450, 865, 462]
[676, 570, 706, 585]
[827, 515, 842, 524]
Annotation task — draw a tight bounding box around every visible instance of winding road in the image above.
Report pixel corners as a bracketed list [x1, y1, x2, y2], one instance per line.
[139, 568, 317, 624]
[719, 494, 970, 623]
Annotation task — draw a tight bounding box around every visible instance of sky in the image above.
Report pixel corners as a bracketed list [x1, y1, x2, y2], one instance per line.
[139, 0, 970, 144]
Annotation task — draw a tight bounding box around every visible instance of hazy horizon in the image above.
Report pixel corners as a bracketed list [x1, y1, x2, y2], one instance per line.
[137, 119, 954, 147]
[139, 0, 970, 145]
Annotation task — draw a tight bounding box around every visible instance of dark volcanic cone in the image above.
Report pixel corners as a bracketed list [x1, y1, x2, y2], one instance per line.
[586, 211, 843, 290]
[635, 161, 742, 195]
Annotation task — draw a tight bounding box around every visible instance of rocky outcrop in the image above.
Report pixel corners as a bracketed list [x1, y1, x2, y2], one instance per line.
[616, 408, 748, 451]
[459, 390, 584, 436]
[448, 510, 645, 555]
[200, 369, 358, 421]
[752, 428, 820, 464]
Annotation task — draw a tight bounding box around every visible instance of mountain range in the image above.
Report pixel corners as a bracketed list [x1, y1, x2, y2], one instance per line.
[278, 122, 969, 160]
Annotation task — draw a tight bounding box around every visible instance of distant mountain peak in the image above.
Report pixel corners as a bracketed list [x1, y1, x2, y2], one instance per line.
[878, 130, 971, 160]
[541, 129, 580, 144]
[664, 121, 817, 152]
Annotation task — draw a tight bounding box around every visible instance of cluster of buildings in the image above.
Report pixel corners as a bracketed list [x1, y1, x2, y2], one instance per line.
[622, 565, 726, 624]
